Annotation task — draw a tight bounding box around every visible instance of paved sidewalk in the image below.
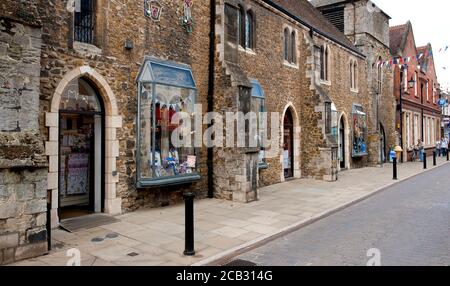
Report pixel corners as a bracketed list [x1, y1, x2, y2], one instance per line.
[12, 156, 450, 266]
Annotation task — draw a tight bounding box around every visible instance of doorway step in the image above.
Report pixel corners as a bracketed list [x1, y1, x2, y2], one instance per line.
[59, 214, 120, 233]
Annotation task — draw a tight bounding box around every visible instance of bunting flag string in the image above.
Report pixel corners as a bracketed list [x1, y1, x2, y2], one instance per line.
[376, 44, 450, 70]
[438, 46, 449, 53]
[152, 94, 193, 110]
[375, 51, 429, 70]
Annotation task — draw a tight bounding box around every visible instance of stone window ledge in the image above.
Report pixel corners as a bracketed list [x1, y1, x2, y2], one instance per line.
[137, 174, 201, 188]
[239, 46, 256, 55]
[73, 41, 102, 56]
[283, 61, 299, 69]
[320, 79, 331, 86]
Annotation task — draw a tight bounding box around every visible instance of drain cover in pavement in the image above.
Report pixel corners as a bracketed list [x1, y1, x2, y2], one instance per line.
[105, 233, 119, 239]
[223, 259, 257, 266]
[91, 237, 105, 243]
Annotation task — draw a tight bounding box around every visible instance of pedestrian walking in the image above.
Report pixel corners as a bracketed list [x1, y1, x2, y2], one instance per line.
[417, 139, 424, 162]
[436, 140, 442, 157]
[442, 137, 449, 157]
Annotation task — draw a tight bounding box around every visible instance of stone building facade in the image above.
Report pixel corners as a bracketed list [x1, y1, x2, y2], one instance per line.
[312, 0, 396, 165]
[390, 22, 442, 161]
[214, 0, 372, 202]
[0, 2, 48, 264]
[1, 0, 378, 263]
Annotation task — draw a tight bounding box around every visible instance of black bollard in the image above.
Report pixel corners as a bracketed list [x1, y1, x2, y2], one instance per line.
[447, 150, 449, 161]
[393, 157, 398, 180]
[433, 151, 437, 166]
[183, 192, 195, 256]
[423, 153, 427, 169]
[46, 202, 52, 251]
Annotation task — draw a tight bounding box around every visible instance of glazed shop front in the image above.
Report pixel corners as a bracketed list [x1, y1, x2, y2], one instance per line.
[47, 58, 204, 225]
[136, 57, 201, 188]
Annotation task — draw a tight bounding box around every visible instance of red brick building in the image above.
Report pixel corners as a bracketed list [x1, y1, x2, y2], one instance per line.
[390, 21, 441, 161]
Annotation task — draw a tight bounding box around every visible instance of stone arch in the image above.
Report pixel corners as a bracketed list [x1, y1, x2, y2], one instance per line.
[45, 66, 122, 227]
[338, 112, 351, 171]
[280, 102, 301, 182]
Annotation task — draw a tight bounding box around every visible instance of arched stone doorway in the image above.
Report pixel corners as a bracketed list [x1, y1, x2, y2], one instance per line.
[58, 78, 104, 220]
[380, 124, 387, 163]
[338, 112, 350, 170]
[45, 66, 122, 227]
[281, 104, 301, 182]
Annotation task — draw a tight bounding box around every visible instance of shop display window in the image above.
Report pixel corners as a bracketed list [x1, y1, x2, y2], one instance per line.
[136, 57, 199, 187]
[352, 104, 368, 157]
[250, 79, 267, 169]
[331, 103, 338, 142]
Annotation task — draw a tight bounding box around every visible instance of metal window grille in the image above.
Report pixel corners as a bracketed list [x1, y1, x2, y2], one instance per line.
[74, 0, 94, 44]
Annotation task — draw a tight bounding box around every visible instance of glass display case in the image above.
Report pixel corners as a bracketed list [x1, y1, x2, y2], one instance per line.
[250, 79, 267, 169]
[352, 104, 368, 157]
[136, 57, 200, 187]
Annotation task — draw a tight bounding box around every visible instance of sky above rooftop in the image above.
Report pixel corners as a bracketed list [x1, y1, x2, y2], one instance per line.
[372, 0, 450, 91]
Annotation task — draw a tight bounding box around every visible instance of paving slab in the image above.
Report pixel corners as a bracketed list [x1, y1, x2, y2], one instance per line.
[11, 157, 450, 266]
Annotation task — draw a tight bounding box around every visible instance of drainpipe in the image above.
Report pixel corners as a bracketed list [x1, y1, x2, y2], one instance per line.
[352, 1, 356, 42]
[207, 0, 216, 199]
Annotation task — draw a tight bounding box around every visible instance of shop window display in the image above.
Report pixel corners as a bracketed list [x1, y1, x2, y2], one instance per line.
[136, 58, 199, 187]
[250, 79, 267, 168]
[352, 104, 368, 157]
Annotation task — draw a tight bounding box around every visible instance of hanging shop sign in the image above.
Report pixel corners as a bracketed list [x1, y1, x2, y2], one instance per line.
[178, 0, 195, 34]
[144, 0, 162, 21]
[438, 98, 448, 107]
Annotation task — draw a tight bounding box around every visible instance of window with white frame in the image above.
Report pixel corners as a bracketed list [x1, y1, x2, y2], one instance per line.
[432, 81, 435, 104]
[431, 118, 436, 144]
[406, 113, 411, 148]
[403, 69, 408, 92]
[413, 114, 419, 146]
[414, 72, 418, 96]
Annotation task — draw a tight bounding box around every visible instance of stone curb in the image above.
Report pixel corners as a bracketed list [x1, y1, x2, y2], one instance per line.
[192, 160, 450, 266]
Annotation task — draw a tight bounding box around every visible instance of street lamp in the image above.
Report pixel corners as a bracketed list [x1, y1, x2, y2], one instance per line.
[408, 77, 416, 89]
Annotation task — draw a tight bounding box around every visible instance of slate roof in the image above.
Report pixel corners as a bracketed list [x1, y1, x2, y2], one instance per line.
[389, 22, 409, 55]
[263, 0, 364, 57]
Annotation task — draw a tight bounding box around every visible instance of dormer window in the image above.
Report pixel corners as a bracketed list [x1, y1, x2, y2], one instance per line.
[74, 0, 95, 44]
